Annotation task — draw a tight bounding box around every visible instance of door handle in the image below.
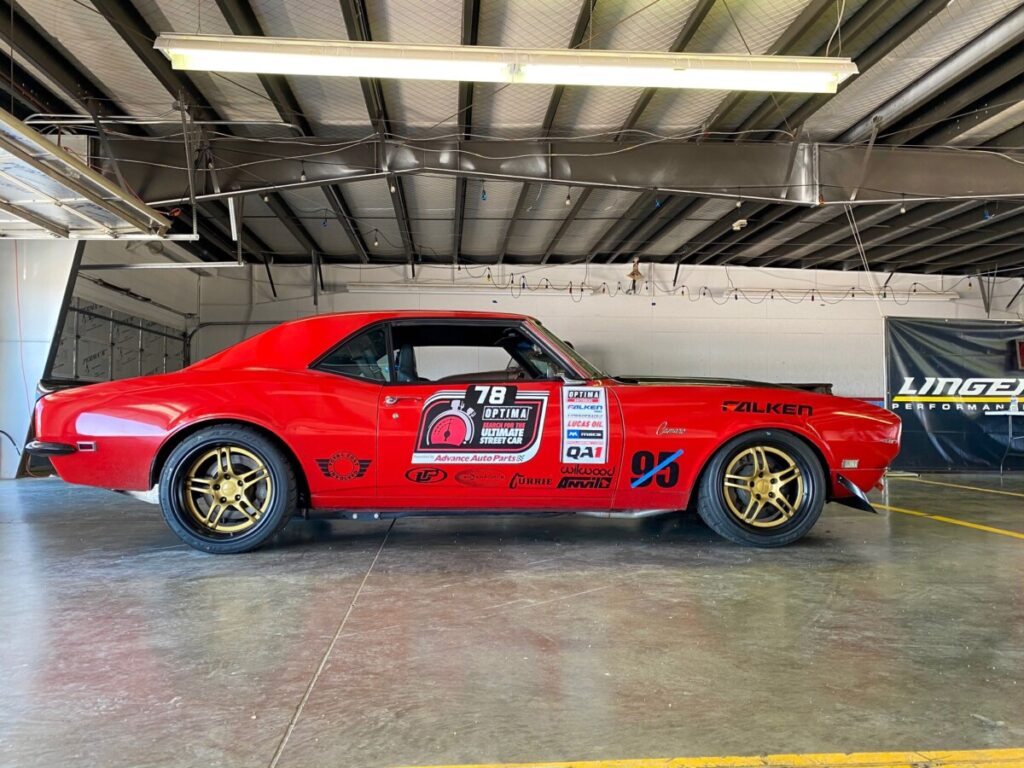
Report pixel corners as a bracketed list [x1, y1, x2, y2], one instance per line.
[384, 395, 423, 406]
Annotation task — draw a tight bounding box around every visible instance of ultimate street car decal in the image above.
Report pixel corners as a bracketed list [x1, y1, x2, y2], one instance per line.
[561, 386, 608, 463]
[412, 385, 548, 465]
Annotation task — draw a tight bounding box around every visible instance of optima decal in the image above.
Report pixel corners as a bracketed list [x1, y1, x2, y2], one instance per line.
[317, 452, 371, 481]
[561, 386, 608, 464]
[723, 401, 813, 416]
[413, 385, 547, 464]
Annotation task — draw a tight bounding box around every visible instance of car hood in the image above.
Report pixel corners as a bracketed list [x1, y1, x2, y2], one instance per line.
[614, 375, 790, 389]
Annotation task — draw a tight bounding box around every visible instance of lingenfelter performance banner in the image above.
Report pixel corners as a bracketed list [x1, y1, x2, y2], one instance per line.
[886, 317, 1024, 470]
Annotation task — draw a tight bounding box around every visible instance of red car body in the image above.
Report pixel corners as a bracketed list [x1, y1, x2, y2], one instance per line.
[33, 310, 899, 522]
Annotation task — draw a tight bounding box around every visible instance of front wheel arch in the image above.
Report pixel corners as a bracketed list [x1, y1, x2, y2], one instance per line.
[689, 427, 834, 509]
[151, 418, 310, 507]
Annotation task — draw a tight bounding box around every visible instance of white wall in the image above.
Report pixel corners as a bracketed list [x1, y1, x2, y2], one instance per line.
[196, 262, 1024, 399]
[0, 240, 79, 478]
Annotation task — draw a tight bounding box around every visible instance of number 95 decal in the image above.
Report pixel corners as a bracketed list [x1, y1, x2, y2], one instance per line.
[630, 449, 684, 489]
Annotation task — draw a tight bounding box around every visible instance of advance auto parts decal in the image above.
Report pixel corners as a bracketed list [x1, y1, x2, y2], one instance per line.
[413, 385, 548, 464]
[561, 386, 609, 464]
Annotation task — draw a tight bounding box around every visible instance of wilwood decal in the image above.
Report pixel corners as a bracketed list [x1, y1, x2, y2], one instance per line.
[723, 401, 813, 416]
[413, 385, 547, 464]
[561, 386, 608, 464]
[557, 464, 614, 490]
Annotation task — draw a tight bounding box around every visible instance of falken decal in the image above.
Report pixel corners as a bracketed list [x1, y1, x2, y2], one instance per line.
[630, 449, 683, 489]
[723, 401, 813, 417]
[317, 452, 372, 481]
[561, 386, 608, 464]
[413, 385, 548, 465]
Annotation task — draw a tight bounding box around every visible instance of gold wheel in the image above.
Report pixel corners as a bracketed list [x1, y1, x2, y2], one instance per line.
[722, 445, 805, 529]
[182, 445, 273, 535]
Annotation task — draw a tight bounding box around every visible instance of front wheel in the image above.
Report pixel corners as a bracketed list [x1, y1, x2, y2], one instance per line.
[158, 426, 297, 554]
[696, 430, 825, 547]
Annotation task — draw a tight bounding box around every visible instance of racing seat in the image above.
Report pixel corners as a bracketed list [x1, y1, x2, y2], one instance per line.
[395, 343, 421, 383]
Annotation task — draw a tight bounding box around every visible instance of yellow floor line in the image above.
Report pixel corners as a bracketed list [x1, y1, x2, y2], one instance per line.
[888, 476, 1024, 499]
[879, 503, 1024, 541]
[397, 748, 1024, 768]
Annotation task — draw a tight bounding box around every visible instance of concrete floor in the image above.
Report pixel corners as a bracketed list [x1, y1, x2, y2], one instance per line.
[1, 475, 1022, 768]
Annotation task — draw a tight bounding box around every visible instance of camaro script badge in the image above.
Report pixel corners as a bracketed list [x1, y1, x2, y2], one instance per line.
[656, 421, 686, 435]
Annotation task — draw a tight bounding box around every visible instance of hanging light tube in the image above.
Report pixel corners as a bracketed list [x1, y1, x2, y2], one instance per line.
[154, 34, 858, 94]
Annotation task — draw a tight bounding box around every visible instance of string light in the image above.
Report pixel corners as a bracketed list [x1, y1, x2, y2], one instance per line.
[481, 182, 487, 202]
[372, 229, 379, 247]
[299, 162, 307, 182]
[565, 189, 572, 207]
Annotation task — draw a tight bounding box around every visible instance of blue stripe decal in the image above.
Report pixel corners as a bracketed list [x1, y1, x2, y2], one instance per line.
[630, 449, 684, 489]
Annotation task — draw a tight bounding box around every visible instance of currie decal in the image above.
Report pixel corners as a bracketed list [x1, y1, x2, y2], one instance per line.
[405, 467, 447, 484]
[413, 385, 548, 464]
[316, 452, 372, 481]
[723, 401, 813, 416]
[561, 386, 608, 464]
[630, 449, 683, 489]
[509, 473, 552, 489]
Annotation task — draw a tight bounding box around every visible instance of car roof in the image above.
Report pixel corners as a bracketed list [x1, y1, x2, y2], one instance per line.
[191, 310, 537, 372]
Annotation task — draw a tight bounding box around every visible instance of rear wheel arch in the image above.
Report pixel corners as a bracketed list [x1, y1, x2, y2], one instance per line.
[151, 418, 310, 506]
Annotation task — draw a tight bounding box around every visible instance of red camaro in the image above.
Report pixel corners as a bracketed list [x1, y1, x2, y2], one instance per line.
[29, 311, 900, 553]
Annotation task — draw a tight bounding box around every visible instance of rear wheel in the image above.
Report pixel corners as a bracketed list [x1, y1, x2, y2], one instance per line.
[696, 430, 825, 547]
[158, 426, 297, 553]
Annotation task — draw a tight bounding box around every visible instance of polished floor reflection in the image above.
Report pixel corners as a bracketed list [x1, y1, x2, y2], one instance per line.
[2, 474, 1023, 767]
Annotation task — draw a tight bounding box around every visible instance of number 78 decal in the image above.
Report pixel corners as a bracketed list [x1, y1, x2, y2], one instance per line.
[630, 449, 684, 488]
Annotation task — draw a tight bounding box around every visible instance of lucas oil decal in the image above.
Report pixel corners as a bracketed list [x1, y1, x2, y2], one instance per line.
[413, 385, 548, 464]
[561, 386, 608, 464]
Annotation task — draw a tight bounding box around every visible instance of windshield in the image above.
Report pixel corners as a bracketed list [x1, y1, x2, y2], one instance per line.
[530, 320, 606, 380]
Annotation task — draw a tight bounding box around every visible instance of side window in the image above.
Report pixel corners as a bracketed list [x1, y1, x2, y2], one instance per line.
[390, 322, 572, 384]
[316, 326, 390, 382]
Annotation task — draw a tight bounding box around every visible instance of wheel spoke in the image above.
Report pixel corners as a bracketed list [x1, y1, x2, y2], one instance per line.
[206, 501, 229, 528]
[768, 492, 796, 519]
[773, 465, 801, 488]
[724, 473, 751, 490]
[742, 493, 765, 523]
[217, 447, 233, 475]
[238, 466, 268, 485]
[235, 495, 261, 522]
[186, 477, 215, 495]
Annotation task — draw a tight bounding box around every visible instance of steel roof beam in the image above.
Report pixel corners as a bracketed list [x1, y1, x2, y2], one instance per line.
[339, 0, 417, 264]
[0, 50, 76, 117]
[541, 188, 592, 264]
[602, 195, 696, 263]
[452, 0, 480, 264]
[213, 0, 370, 263]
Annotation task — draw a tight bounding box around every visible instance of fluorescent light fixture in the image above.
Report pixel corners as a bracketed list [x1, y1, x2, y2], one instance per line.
[154, 34, 858, 94]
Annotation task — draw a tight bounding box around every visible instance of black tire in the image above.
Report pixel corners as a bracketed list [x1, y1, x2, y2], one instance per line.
[696, 429, 826, 548]
[158, 425, 297, 554]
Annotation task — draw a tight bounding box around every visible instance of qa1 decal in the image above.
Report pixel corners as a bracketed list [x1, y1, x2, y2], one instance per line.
[405, 467, 447, 484]
[316, 453, 372, 481]
[630, 449, 684, 489]
[561, 386, 608, 464]
[413, 385, 548, 464]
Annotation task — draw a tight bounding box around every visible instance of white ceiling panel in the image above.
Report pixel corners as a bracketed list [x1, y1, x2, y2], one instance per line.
[473, 0, 581, 137]
[639, 0, 812, 135]
[557, 188, 641, 257]
[134, 0, 282, 125]
[505, 184, 581, 256]
[367, 0, 462, 136]
[642, 197, 736, 257]
[552, 0, 703, 138]
[805, 0, 1024, 140]
[403, 174, 455, 258]
[279, 187, 357, 255]
[251, 0, 373, 136]
[462, 179, 523, 256]
[16, 0, 171, 116]
[243, 196, 310, 253]
[344, 177, 406, 257]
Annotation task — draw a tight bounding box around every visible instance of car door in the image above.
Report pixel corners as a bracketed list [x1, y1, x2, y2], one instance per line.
[375, 320, 622, 510]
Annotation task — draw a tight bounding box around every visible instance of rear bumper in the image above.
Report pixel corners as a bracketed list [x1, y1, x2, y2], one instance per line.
[25, 440, 77, 456]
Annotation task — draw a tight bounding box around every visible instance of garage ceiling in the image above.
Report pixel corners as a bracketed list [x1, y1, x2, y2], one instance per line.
[0, 0, 1022, 274]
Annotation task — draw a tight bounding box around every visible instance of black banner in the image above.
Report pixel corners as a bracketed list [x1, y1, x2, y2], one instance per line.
[886, 318, 1024, 470]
